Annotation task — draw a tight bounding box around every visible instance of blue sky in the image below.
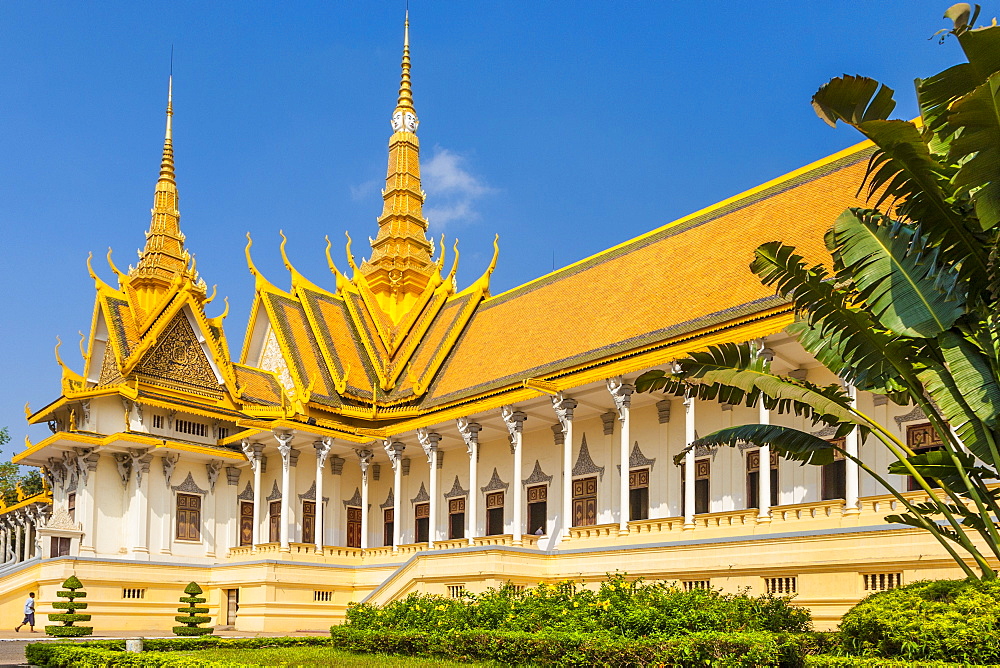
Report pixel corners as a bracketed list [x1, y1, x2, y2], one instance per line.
[0, 1, 965, 456]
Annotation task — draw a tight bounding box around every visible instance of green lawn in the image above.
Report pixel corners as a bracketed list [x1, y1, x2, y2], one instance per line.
[171, 646, 486, 667]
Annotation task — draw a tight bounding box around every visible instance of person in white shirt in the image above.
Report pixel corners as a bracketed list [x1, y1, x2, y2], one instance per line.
[14, 592, 35, 633]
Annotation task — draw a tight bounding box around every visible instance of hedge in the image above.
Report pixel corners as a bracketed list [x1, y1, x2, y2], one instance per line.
[805, 657, 995, 667]
[327, 627, 827, 667]
[26, 631, 824, 667]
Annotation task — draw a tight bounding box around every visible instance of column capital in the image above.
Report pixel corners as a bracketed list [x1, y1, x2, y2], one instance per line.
[416, 428, 441, 463]
[274, 432, 295, 471]
[384, 439, 406, 470]
[551, 392, 577, 432]
[456, 418, 482, 456]
[550, 422, 565, 446]
[240, 440, 265, 473]
[600, 411, 616, 436]
[606, 377, 634, 421]
[314, 438, 332, 467]
[501, 405, 527, 435]
[355, 448, 375, 475]
[655, 399, 672, 424]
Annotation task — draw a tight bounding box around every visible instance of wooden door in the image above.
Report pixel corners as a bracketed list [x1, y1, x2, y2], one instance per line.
[572, 477, 597, 527]
[346, 507, 362, 548]
[268, 501, 281, 543]
[302, 501, 316, 544]
[225, 589, 239, 625]
[239, 502, 253, 546]
[383, 508, 394, 547]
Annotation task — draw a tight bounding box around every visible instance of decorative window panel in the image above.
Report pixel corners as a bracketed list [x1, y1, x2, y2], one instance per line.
[122, 588, 146, 599]
[447, 585, 466, 599]
[863, 573, 902, 591]
[906, 423, 943, 491]
[313, 590, 333, 602]
[152, 414, 164, 429]
[175, 493, 202, 541]
[572, 477, 597, 527]
[682, 580, 710, 592]
[176, 419, 207, 437]
[486, 492, 504, 509]
[629, 468, 649, 489]
[527, 484, 547, 503]
[764, 577, 797, 595]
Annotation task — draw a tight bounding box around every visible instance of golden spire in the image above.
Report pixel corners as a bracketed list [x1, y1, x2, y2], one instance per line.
[359, 11, 437, 322]
[130, 74, 195, 300]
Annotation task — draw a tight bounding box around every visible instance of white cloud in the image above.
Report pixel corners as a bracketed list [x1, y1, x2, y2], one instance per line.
[350, 177, 381, 201]
[422, 147, 495, 229]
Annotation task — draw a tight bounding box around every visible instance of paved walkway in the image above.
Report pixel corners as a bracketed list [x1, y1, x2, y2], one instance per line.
[0, 629, 328, 666]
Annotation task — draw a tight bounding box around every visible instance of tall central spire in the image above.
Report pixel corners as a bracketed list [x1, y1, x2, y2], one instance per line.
[130, 75, 202, 309]
[359, 12, 437, 323]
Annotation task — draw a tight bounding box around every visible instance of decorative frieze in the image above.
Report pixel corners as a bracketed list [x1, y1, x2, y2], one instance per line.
[443, 475, 468, 499]
[616, 441, 656, 473]
[522, 460, 553, 487]
[572, 435, 605, 479]
[171, 472, 208, 496]
[343, 487, 363, 509]
[480, 468, 509, 494]
[410, 482, 430, 504]
[894, 405, 926, 426]
[297, 481, 329, 503]
[237, 482, 254, 501]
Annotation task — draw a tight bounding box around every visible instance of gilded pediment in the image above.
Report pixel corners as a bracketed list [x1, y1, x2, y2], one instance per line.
[134, 312, 220, 392]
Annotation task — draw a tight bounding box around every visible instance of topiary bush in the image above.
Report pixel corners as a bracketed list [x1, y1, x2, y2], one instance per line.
[46, 575, 92, 637]
[344, 573, 811, 637]
[839, 579, 1000, 664]
[173, 581, 214, 636]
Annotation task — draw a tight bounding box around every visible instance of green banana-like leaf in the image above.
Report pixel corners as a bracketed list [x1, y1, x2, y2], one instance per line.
[811, 75, 896, 127]
[675, 343, 866, 427]
[812, 77, 987, 281]
[918, 357, 999, 468]
[886, 449, 995, 489]
[939, 330, 1000, 427]
[751, 242, 908, 393]
[826, 209, 966, 337]
[948, 71, 1000, 231]
[679, 423, 842, 467]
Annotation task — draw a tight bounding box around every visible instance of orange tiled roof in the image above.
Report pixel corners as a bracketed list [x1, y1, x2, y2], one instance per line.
[423, 146, 875, 406]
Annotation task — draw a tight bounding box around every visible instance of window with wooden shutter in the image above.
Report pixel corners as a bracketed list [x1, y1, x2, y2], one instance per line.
[681, 458, 711, 515]
[448, 497, 465, 539]
[239, 501, 254, 546]
[821, 438, 847, 500]
[346, 506, 362, 548]
[486, 491, 504, 536]
[527, 484, 547, 535]
[572, 477, 597, 527]
[383, 508, 394, 547]
[175, 493, 202, 541]
[906, 423, 943, 491]
[415, 502, 430, 543]
[302, 500, 316, 544]
[629, 468, 649, 521]
[746, 450, 779, 509]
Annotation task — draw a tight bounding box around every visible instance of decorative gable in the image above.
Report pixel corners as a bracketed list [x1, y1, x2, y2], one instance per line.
[572, 434, 604, 479]
[134, 312, 219, 392]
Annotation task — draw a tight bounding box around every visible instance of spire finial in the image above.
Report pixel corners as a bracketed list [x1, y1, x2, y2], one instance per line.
[395, 10, 415, 118]
[160, 73, 175, 184]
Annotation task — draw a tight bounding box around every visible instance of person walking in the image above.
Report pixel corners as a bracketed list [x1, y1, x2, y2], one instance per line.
[14, 592, 35, 632]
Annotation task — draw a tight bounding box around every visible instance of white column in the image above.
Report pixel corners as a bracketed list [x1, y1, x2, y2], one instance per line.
[502, 406, 527, 545]
[552, 394, 577, 537]
[417, 429, 441, 548]
[608, 378, 634, 534]
[683, 395, 696, 529]
[385, 440, 405, 551]
[241, 441, 264, 547]
[357, 449, 373, 549]
[845, 382, 860, 515]
[1, 525, 7, 563]
[313, 438, 332, 553]
[75, 449, 98, 555]
[457, 418, 482, 544]
[758, 401, 772, 523]
[275, 432, 295, 552]
[13, 514, 23, 563]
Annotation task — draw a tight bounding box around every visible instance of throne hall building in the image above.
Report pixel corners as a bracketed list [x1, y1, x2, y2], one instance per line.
[0, 19, 961, 631]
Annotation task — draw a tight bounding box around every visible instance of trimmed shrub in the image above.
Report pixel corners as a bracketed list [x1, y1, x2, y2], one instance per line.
[328, 627, 823, 667]
[345, 573, 811, 637]
[24, 637, 335, 666]
[173, 581, 214, 636]
[806, 657, 993, 667]
[839, 579, 1000, 664]
[46, 575, 92, 637]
